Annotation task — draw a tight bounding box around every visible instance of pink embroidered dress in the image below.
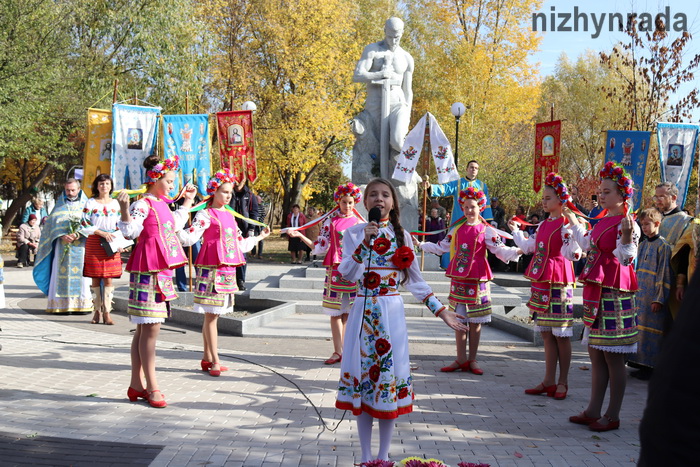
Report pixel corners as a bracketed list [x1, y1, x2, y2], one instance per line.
[336, 221, 447, 419]
[179, 207, 261, 314]
[512, 217, 581, 337]
[312, 213, 362, 316]
[420, 221, 520, 323]
[571, 215, 640, 352]
[118, 195, 189, 323]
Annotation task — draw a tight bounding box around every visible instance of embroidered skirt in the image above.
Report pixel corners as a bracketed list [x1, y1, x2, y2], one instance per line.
[322, 266, 357, 316]
[83, 234, 122, 279]
[193, 266, 237, 315]
[449, 279, 492, 323]
[336, 287, 413, 419]
[127, 271, 177, 323]
[585, 287, 638, 353]
[527, 282, 574, 337]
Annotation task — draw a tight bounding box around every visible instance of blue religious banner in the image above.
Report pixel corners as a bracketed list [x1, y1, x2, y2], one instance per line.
[111, 104, 161, 190]
[163, 114, 211, 196]
[657, 122, 700, 209]
[604, 130, 651, 211]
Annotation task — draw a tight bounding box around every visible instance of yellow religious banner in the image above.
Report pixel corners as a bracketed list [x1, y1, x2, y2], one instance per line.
[83, 108, 113, 186]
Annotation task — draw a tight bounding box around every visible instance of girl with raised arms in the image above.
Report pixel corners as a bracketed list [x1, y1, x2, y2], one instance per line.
[117, 154, 196, 408]
[509, 173, 582, 400]
[178, 169, 269, 376]
[287, 182, 364, 365]
[564, 161, 640, 432]
[416, 187, 521, 375]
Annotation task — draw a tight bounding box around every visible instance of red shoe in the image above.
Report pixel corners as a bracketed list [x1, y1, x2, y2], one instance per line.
[324, 352, 342, 365]
[147, 390, 167, 408]
[440, 360, 464, 372]
[524, 382, 557, 397]
[569, 411, 599, 426]
[127, 387, 148, 402]
[465, 360, 484, 375]
[201, 360, 212, 371]
[589, 415, 620, 432]
[554, 383, 568, 400]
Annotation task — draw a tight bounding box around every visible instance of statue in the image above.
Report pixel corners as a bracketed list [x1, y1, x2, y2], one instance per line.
[352, 17, 419, 230]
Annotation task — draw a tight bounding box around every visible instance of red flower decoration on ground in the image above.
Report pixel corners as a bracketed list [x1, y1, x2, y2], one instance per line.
[398, 387, 409, 399]
[391, 246, 414, 269]
[375, 338, 391, 356]
[373, 237, 391, 255]
[363, 271, 381, 289]
[369, 364, 381, 382]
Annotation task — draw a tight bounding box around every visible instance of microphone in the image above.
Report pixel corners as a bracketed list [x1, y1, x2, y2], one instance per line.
[368, 206, 382, 247]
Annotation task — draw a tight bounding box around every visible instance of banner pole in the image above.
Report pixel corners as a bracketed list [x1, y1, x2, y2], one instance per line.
[420, 115, 431, 271]
[112, 79, 118, 104]
[183, 93, 194, 292]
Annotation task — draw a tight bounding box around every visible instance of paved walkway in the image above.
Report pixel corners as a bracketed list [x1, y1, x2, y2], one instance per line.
[0, 263, 644, 466]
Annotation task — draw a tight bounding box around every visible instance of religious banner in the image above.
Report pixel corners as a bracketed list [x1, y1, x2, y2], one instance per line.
[392, 112, 459, 184]
[533, 121, 562, 192]
[111, 104, 161, 190]
[163, 114, 211, 196]
[83, 108, 112, 186]
[216, 110, 257, 183]
[657, 122, 700, 209]
[604, 130, 652, 211]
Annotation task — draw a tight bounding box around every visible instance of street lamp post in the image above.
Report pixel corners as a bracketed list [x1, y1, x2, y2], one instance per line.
[450, 102, 466, 170]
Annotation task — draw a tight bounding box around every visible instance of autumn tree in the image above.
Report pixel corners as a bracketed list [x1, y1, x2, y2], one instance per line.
[202, 0, 370, 225]
[402, 0, 543, 213]
[535, 51, 629, 183]
[0, 0, 210, 234]
[599, 15, 700, 208]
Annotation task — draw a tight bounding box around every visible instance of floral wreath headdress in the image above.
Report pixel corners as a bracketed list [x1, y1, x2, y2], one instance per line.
[334, 182, 362, 204]
[544, 173, 570, 205]
[145, 155, 180, 184]
[458, 187, 487, 212]
[206, 169, 236, 195]
[600, 161, 634, 214]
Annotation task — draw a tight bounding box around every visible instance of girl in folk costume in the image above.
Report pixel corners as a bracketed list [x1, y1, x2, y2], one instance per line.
[564, 161, 640, 432]
[80, 174, 122, 325]
[509, 173, 582, 400]
[287, 182, 363, 365]
[178, 170, 270, 376]
[336, 178, 466, 464]
[417, 187, 521, 375]
[117, 154, 196, 408]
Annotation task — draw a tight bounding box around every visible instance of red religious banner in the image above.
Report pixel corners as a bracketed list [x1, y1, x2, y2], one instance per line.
[533, 120, 562, 192]
[216, 110, 257, 183]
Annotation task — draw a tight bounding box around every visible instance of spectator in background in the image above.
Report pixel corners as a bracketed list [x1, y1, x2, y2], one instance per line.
[304, 206, 321, 263]
[286, 204, 307, 264]
[588, 195, 604, 227]
[429, 198, 447, 221]
[17, 214, 41, 268]
[251, 194, 268, 259]
[491, 197, 506, 230]
[22, 198, 48, 224]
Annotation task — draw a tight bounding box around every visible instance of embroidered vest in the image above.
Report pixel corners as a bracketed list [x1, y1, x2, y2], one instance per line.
[525, 217, 575, 284]
[446, 222, 492, 281]
[580, 215, 637, 291]
[126, 197, 187, 273]
[196, 208, 245, 267]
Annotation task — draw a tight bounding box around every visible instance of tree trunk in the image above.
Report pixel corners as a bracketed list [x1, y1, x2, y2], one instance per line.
[2, 163, 54, 235]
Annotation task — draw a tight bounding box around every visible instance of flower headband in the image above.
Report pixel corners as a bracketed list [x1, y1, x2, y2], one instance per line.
[599, 161, 633, 200]
[145, 155, 179, 184]
[334, 182, 362, 204]
[544, 172, 570, 205]
[206, 169, 235, 195]
[458, 187, 487, 211]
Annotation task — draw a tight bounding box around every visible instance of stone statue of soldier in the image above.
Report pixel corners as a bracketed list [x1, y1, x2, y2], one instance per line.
[351, 17, 419, 230]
